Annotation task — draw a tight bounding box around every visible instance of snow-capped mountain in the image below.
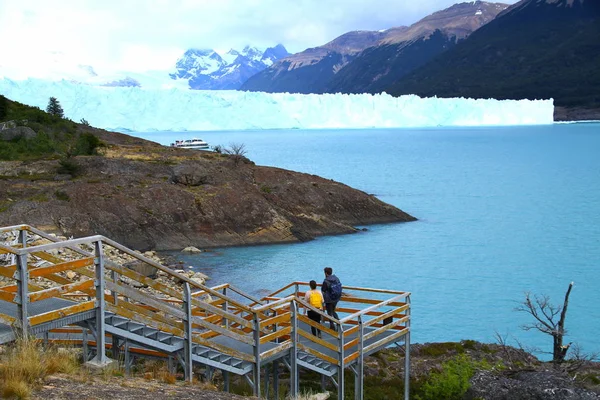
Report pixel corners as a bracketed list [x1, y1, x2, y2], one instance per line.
[170, 44, 289, 90]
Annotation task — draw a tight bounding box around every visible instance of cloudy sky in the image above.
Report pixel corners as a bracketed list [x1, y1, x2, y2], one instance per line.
[0, 0, 519, 76]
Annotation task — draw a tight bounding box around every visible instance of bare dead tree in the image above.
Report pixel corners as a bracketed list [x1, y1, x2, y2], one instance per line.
[224, 143, 248, 166]
[515, 282, 574, 365]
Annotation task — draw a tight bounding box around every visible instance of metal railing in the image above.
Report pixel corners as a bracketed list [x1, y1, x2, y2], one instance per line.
[1, 225, 411, 399]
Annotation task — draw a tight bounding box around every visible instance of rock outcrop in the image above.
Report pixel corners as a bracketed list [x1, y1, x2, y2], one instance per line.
[466, 370, 600, 400]
[0, 136, 415, 251]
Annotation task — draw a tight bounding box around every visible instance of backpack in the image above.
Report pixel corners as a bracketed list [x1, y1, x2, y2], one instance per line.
[309, 290, 323, 309]
[328, 277, 342, 302]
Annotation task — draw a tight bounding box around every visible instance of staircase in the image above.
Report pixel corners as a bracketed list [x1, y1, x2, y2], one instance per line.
[0, 224, 411, 400]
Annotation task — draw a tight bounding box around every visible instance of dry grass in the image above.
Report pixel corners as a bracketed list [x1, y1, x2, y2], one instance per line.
[287, 390, 330, 400]
[0, 338, 80, 399]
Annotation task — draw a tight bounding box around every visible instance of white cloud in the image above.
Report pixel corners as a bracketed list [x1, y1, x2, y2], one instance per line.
[0, 0, 519, 76]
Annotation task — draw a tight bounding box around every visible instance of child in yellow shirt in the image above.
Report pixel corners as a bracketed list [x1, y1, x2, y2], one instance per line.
[304, 280, 324, 338]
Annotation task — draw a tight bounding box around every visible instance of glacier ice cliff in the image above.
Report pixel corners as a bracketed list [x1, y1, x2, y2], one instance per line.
[0, 78, 554, 132]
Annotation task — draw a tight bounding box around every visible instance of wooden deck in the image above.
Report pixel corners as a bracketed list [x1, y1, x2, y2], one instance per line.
[0, 224, 411, 400]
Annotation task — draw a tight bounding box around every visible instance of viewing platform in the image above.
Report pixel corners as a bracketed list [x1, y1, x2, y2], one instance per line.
[0, 224, 411, 399]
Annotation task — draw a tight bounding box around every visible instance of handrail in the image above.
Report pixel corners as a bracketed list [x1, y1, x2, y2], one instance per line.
[294, 296, 338, 325]
[12, 230, 258, 317]
[252, 295, 295, 312]
[340, 294, 407, 323]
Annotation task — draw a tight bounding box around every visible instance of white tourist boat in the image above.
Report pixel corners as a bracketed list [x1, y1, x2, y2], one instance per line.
[171, 138, 210, 150]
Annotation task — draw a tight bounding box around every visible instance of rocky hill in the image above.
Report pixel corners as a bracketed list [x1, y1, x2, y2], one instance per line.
[387, 0, 600, 118]
[170, 45, 289, 90]
[0, 97, 415, 251]
[240, 1, 507, 94]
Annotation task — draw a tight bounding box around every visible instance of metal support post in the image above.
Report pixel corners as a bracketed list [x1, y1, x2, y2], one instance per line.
[89, 240, 108, 366]
[124, 339, 131, 376]
[222, 287, 229, 328]
[82, 328, 89, 361]
[355, 316, 364, 400]
[18, 229, 27, 248]
[252, 312, 261, 397]
[264, 362, 270, 399]
[183, 282, 193, 382]
[404, 295, 411, 400]
[111, 270, 119, 306]
[273, 359, 279, 399]
[112, 336, 120, 360]
[15, 253, 29, 335]
[338, 324, 345, 400]
[290, 302, 299, 397]
[223, 370, 230, 392]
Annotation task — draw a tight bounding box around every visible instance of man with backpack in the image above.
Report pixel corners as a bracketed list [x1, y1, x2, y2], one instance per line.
[321, 267, 342, 331]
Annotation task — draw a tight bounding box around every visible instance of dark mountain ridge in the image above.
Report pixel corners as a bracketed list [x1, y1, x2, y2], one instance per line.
[387, 0, 600, 114]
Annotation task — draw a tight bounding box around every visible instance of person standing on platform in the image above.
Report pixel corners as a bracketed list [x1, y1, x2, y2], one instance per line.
[304, 280, 325, 338]
[321, 267, 342, 331]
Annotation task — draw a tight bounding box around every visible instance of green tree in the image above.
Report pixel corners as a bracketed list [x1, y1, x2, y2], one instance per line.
[46, 97, 64, 118]
[0, 95, 8, 121]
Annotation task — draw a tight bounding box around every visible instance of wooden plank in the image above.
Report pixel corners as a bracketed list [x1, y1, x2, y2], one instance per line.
[336, 307, 406, 319]
[30, 251, 67, 264]
[0, 290, 16, 302]
[0, 244, 18, 255]
[341, 294, 408, 323]
[106, 303, 185, 338]
[189, 314, 254, 345]
[343, 337, 359, 351]
[0, 264, 16, 278]
[101, 237, 255, 314]
[108, 263, 252, 329]
[29, 280, 95, 302]
[297, 343, 339, 365]
[259, 312, 291, 329]
[29, 257, 95, 277]
[363, 327, 409, 354]
[112, 300, 185, 331]
[297, 315, 338, 339]
[29, 300, 96, 326]
[253, 295, 295, 312]
[364, 305, 409, 328]
[363, 317, 409, 342]
[260, 326, 291, 344]
[343, 325, 360, 338]
[339, 296, 407, 308]
[49, 327, 84, 334]
[344, 351, 360, 364]
[298, 330, 339, 352]
[0, 312, 16, 325]
[105, 280, 186, 320]
[260, 340, 292, 360]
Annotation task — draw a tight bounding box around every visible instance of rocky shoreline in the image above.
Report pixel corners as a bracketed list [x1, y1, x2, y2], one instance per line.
[0, 127, 416, 251]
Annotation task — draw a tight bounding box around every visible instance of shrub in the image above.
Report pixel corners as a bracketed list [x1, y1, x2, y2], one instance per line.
[261, 185, 272, 193]
[55, 190, 71, 201]
[74, 133, 102, 155]
[57, 158, 80, 176]
[0, 95, 7, 121]
[415, 354, 490, 400]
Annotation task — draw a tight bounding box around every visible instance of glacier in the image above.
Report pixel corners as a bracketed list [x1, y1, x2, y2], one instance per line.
[0, 78, 554, 132]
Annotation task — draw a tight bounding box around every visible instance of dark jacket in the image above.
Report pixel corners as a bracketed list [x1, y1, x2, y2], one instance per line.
[321, 274, 341, 303]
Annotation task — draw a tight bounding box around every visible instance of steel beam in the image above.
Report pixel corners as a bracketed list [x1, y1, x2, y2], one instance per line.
[183, 282, 193, 381]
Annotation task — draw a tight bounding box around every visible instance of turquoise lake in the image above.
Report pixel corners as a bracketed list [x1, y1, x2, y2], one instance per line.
[134, 123, 600, 357]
